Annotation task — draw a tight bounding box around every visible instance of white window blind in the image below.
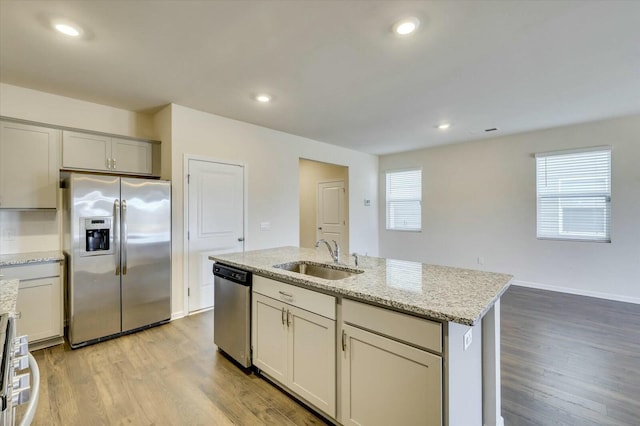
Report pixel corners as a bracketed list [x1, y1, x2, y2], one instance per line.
[536, 147, 611, 242]
[386, 169, 421, 231]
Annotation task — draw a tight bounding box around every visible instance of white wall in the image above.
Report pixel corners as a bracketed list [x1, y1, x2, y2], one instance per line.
[0, 83, 154, 138]
[169, 104, 379, 317]
[379, 114, 640, 303]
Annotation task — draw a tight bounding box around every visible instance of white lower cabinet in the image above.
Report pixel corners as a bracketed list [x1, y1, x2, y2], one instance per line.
[252, 277, 336, 417]
[0, 262, 63, 348]
[340, 324, 442, 426]
[340, 299, 443, 426]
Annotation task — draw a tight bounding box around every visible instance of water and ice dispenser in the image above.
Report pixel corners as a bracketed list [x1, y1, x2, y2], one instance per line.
[80, 217, 112, 256]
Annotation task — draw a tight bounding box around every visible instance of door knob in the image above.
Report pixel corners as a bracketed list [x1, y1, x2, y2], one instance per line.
[237, 237, 245, 242]
[317, 227, 322, 230]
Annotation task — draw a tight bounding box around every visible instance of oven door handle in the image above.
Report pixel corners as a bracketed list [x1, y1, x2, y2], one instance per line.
[17, 353, 40, 426]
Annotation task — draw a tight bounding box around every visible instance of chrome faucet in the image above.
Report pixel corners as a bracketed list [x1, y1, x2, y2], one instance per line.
[315, 239, 340, 263]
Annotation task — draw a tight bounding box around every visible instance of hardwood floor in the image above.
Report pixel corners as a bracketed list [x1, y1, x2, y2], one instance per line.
[501, 286, 640, 426]
[18, 311, 327, 426]
[18, 286, 640, 425]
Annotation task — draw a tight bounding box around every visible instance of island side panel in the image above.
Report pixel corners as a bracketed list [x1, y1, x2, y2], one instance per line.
[482, 300, 504, 426]
[444, 320, 483, 426]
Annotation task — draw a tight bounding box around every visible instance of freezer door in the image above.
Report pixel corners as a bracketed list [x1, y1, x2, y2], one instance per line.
[67, 174, 122, 346]
[120, 178, 171, 332]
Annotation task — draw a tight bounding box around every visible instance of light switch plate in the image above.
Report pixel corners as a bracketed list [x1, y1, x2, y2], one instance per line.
[260, 222, 271, 231]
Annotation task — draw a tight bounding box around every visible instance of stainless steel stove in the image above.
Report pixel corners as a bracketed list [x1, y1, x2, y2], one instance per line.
[0, 314, 38, 426]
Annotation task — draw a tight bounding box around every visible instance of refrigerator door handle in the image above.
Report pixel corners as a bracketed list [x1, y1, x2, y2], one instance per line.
[114, 199, 120, 275]
[122, 199, 128, 275]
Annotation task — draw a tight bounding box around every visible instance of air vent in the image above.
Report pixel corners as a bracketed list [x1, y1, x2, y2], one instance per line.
[484, 128, 499, 132]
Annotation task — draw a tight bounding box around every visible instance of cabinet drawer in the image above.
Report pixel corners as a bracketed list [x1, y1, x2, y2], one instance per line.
[342, 299, 442, 353]
[253, 275, 335, 320]
[0, 262, 61, 281]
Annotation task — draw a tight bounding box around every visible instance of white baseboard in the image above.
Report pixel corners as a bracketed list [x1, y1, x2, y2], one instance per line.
[484, 415, 504, 426]
[512, 280, 640, 305]
[170, 311, 185, 321]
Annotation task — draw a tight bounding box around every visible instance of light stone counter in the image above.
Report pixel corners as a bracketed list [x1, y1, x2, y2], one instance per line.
[0, 251, 64, 267]
[0, 279, 19, 315]
[210, 246, 513, 326]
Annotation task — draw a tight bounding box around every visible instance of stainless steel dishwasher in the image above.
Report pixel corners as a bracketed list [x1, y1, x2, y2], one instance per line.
[213, 263, 252, 368]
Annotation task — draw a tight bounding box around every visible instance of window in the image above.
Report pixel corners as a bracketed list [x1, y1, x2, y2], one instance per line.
[386, 168, 421, 231]
[536, 147, 611, 242]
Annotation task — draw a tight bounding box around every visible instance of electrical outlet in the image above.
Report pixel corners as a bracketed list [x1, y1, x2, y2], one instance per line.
[464, 328, 473, 351]
[260, 222, 271, 231]
[364, 199, 371, 206]
[477, 256, 485, 265]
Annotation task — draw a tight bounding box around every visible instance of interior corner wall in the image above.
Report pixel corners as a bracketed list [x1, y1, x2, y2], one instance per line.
[378, 114, 640, 303]
[170, 104, 379, 316]
[152, 105, 173, 180]
[299, 159, 350, 251]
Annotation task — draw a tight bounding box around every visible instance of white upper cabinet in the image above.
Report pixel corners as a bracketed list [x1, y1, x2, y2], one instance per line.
[0, 121, 60, 209]
[62, 131, 111, 171]
[62, 130, 153, 175]
[111, 137, 152, 175]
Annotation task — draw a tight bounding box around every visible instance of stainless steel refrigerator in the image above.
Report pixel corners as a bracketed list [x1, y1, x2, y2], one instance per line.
[63, 173, 171, 348]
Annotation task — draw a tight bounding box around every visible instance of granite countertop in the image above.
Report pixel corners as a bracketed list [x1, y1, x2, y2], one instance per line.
[0, 250, 64, 267]
[0, 279, 19, 315]
[210, 246, 513, 326]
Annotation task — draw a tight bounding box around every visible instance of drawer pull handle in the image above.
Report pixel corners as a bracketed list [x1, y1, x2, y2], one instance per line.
[281, 307, 286, 325]
[287, 310, 292, 327]
[342, 330, 347, 351]
[278, 291, 293, 298]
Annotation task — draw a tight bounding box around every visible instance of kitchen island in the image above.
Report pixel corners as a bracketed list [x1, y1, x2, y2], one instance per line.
[210, 247, 512, 426]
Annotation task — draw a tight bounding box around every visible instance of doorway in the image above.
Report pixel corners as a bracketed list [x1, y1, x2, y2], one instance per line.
[186, 157, 245, 314]
[299, 159, 349, 256]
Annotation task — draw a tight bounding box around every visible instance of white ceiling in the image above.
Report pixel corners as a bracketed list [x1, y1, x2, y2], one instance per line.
[1, 1, 639, 155]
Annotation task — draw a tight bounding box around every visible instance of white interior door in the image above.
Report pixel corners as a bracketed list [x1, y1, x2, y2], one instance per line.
[317, 181, 347, 255]
[187, 159, 244, 313]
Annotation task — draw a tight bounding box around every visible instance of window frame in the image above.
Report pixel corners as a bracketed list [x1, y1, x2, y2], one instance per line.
[385, 167, 422, 232]
[535, 146, 611, 243]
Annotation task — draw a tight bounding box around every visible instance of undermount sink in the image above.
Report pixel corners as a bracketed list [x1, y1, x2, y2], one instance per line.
[273, 261, 363, 280]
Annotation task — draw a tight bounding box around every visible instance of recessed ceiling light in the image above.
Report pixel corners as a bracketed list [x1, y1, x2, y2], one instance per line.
[437, 123, 451, 130]
[54, 23, 81, 37]
[392, 17, 420, 36]
[255, 94, 272, 103]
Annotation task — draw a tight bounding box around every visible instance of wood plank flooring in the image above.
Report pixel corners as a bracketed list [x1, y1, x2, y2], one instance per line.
[501, 286, 640, 426]
[17, 285, 640, 425]
[17, 311, 327, 426]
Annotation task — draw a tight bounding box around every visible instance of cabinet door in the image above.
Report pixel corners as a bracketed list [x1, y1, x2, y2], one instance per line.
[252, 293, 288, 384]
[62, 130, 111, 171]
[0, 121, 59, 208]
[288, 305, 336, 417]
[16, 276, 63, 342]
[341, 324, 442, 426]
[111, 138, 152, 175]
